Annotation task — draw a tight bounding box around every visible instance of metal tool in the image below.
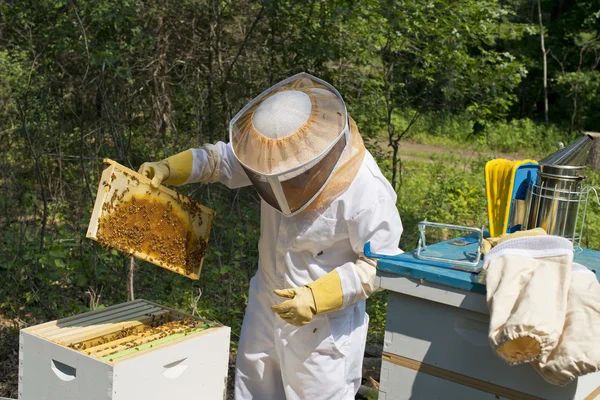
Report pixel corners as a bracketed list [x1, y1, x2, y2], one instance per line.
[524, 135, 598, 245]
[524, 182, 599, 249]
[524, 171, 585, 238]
[538, 135, 593, 166]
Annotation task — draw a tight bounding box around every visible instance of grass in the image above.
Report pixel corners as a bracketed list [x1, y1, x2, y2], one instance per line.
[375, 111, 579, 158]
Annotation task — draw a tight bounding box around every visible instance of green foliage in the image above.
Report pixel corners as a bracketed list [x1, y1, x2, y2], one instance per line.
[483, 118, 575, 154]
[580, 171, 600, 251]
[397, 158, 488, 248]
[554, 70, 600, 127]
[365, 291, 388, 343]
[505, 0, 600, 130]
[373, 110, 575, 157]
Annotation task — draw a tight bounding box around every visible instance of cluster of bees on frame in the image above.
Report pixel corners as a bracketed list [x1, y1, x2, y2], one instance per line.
[96, 169, 208, 276]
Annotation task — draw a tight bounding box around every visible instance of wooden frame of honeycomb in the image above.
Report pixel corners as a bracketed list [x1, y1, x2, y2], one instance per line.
[87, 159, 215, 279]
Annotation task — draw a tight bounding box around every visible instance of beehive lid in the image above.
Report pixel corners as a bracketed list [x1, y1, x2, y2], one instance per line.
[24, 299, 219, 363]
[87, 159, 215, 279]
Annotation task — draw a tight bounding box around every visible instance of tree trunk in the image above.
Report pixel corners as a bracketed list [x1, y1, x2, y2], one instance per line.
[570, 94, 578, 133]
[153, 14, 173, 138]
[21, 109, 49, 253]
[586, 132, 600, 171]
[537, 0, 549, 124]
[391, 142, 399, 190]
[128, 257, 135, 301]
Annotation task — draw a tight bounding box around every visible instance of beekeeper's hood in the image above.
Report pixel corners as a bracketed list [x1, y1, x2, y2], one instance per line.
[229, 72, 351, 216]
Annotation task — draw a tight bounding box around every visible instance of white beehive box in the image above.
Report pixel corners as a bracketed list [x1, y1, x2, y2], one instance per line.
[18, 299, 230, 400]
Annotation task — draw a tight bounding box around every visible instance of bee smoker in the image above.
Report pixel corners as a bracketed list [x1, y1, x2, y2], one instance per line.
[524, 135, 594, 242]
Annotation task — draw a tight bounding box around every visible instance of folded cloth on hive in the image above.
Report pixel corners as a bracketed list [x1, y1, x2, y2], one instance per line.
[483, 231, 600, 386]
[483, 234, 573, 366]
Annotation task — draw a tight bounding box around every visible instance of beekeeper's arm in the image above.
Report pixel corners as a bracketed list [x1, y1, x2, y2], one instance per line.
[343, 195, 403, 301]
[271, 196, 403, 326]
[138, 142, 251, 189]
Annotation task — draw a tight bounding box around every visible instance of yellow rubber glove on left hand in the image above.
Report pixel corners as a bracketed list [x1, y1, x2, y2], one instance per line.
[138, 150, 193, 188]
[271, 270, 343, 327]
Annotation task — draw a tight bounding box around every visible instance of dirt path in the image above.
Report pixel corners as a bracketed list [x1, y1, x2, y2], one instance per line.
[365, 138, 528, 164]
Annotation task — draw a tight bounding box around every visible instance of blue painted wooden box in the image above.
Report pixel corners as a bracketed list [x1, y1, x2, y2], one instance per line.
[374, 236, 600, 400]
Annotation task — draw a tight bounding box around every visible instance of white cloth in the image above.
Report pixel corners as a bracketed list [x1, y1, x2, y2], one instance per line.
[187, 142, 403, 399]
[483, 236, 600, 386]
[483, 236, 573, 365]
[189, 142, 249, 188]
[533, 263, 600, 386]
[355, 256, 380, 300]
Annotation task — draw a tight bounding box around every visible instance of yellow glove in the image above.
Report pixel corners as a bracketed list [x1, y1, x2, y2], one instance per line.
[482, 227, 547, 255]
[271, 270, 343, 327]
[138, 150, 193, 188]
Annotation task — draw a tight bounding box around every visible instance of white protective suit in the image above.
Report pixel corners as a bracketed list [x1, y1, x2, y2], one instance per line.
[185, 140, 402, 399]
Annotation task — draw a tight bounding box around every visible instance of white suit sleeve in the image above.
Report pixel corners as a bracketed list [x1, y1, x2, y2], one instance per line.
[337, 196, 403, 307]
[184, 141, 252, 189]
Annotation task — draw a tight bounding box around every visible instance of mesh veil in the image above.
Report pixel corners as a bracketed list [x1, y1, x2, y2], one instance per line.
[229, 73, 366, 216]
[230, 74, 347, 176]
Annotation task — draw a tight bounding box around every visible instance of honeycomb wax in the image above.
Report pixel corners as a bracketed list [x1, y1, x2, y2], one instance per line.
[96, 195, 206, 275]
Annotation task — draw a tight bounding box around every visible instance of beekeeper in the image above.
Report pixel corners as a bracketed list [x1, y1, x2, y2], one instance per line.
[139, 73, 403, 399]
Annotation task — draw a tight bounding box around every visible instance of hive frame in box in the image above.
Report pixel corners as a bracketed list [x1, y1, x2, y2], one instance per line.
[87, 159, 216, 279]
[19, 299, 230, 400]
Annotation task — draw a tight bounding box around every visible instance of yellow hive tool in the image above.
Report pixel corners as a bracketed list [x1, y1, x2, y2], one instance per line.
[485, 159, 539, 238]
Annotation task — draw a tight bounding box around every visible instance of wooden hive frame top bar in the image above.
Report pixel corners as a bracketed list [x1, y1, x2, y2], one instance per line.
[23, 299, 222, 364]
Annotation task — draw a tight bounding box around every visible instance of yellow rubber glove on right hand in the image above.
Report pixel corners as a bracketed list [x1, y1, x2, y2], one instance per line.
[138, 150, 193, 188]
[271, 286, 316, 327]
[482, 227, 547, 255]
[271, 270, 344, 327]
